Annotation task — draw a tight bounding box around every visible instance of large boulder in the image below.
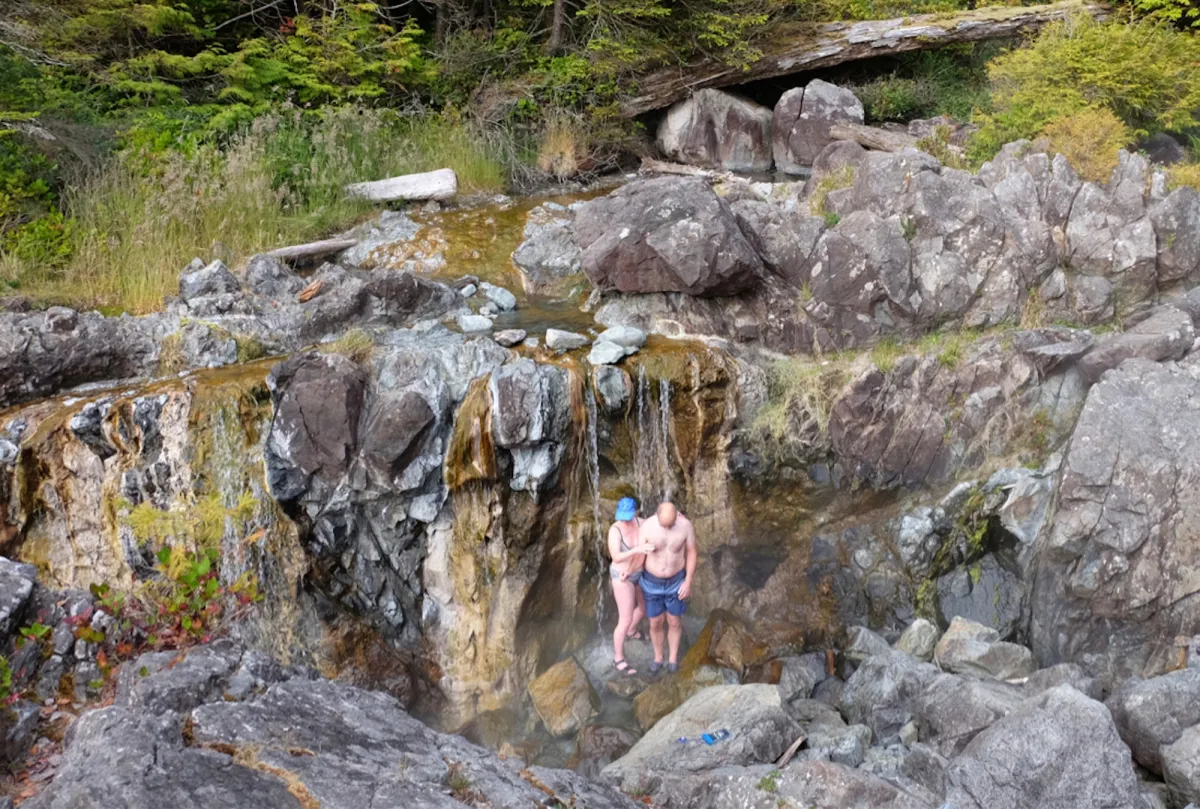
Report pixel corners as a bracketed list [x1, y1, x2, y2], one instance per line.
[838, 651, 939, 746]
[1029, 358, 1200, 687]
[730, 199, 825, 287]
[934, 553, 1024, 640]
[1105, 668, 1200, 773]
[526, 657, 600, 738]
[933, 616, 1035, 680]
[1076, 304, 1195, 383]
[28, 665, 638, 809]
[773, 80, 865, 173]
[603, 685, 802, 793]
[657, 88, 774, 172]
[573, 177, 766, 297]
[511, 203, 585, 298]
[489, 358, 571, 493]
[914, 672, 1024, 757]
[1163, 724, 1200, 807]
[945, 685, 1145, 809]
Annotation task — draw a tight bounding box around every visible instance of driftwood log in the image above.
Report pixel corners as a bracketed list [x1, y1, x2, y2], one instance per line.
[345, 168, 458, 202]
[829, 123, 919, 152]
[639, 157, 735, 181]
[621, 0, 1109, 117]
[266, 238, 358, 262]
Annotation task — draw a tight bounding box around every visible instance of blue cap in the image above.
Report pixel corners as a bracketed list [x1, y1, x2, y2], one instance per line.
[615, 497, 637, 521]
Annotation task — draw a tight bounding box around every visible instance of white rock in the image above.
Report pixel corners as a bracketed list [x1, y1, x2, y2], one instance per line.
[479, 282, 517, 311]
[588, 341, 629, 366]
[457, 314, 493, 333]
[596, 325, 647, 348]
[545, 329, 590, 351]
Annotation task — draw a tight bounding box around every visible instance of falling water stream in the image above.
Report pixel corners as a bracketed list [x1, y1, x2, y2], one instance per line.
[585, 386, 605, 633]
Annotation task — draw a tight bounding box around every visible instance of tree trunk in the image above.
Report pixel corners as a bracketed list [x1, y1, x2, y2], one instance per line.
[828, 122, 918, 152]
[548, 0, 568, 54]
[344, 168, 459, 202]
[619, 0, 1109, 117]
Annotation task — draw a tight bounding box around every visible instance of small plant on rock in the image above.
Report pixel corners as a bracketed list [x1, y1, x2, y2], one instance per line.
[757, 769, 781, 792]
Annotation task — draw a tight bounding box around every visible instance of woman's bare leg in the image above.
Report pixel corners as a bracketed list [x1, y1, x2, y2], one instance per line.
[612, 578, 636, 664]
[627, 586, 646, 638]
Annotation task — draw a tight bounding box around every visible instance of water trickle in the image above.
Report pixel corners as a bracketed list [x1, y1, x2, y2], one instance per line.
[659, 377, 673, 503]
[206, 404, 252, 588]
[585, 386, 604, 632]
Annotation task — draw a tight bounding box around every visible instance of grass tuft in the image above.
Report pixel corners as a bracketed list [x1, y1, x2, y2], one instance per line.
[320, 328, 375, 364]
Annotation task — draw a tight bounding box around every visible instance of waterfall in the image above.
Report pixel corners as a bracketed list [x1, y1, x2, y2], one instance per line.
[207, 404, 252, 588]
[659, 377, 673, 503]
[585, 387, 605, 632]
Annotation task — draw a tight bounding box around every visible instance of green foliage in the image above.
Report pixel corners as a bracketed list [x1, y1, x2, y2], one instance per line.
[0, 655, 11, 703]
[852, 44, 995, 123]
[1041, 106, 1131, 182]
[756, 770, 781, 793]
[1128, 0, 1200, 28]
[125, 491, 256, 550]
[970, 17, 1200, 163]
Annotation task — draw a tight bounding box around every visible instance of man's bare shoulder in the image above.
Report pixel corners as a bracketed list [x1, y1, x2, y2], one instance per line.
[676, 513, 694, 530]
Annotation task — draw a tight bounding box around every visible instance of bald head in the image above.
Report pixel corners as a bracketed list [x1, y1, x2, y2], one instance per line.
[657, 502, 677, 527]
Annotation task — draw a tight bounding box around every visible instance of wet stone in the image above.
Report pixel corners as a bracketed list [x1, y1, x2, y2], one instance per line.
[545, 329, 589, 351]
[457, 314, 493, 333]
[493, 328, 527, 347]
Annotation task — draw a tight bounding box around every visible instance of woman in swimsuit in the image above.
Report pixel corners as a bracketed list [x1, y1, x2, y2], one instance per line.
[608, 497, 655, 676]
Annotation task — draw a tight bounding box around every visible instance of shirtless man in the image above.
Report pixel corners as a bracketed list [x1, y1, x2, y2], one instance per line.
[637, 502, 698, 674]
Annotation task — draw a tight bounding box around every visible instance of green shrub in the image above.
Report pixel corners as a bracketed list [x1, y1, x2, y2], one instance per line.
[1041, 106, 1131, 182]
[970, 17, 1200, 162]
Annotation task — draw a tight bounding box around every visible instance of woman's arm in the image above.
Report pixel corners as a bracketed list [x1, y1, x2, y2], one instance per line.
[608, 525, 653, 563]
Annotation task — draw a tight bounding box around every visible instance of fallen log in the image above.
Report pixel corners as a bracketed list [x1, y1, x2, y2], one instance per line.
[829, 122, 918, 152]
[638, 157, 734, 181]
[266, 238, 358, 262]
[621, 0, 1109, 117]
[345, 168, 458, 203]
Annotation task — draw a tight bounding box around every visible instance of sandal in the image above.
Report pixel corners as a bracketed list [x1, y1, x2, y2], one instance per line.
[647, 661, 664, 675]
[614, 659, 638, 676]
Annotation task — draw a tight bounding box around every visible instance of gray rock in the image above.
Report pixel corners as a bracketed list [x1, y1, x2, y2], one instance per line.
[1077, 305, 1195, 382]
[1024, 663, 1102, 700]
[457, 313, 494, 333]
[588, 340, 631, 366]
[1163, 725, 1200, 808]
[0, 557, 36, 637]
[460, 283, 477, 298]
[179, 259, 241, 302]
[1142, 132, 1187, 166]
[776, 656, 822, 702]
[730, 199, 825, 287]
[243, 254, 303, 300]
[596, 325, 647, 348]
[545, 328, 589, 351]
[839, 651, 939, 746]
[337, 210, 422, 268]
[489, 358, 571, 493]
[493, 328, 526, 347]
[478, 282, 517, 311]
[1148, 186, 1200, 283]
[115, 642, 249, 714]
[0, 439, 16, 465]
[572, 724, 638, 780]
[915, 673, 1024, 757]
[657, 88, 774, 172]
[603, 685, 802, 790]
[0, 700, 38, 767]
[845, 625, 894, 663]
[573, 177, 765, 297]
[593, 365, 631, 416]
[934, 617, 1035, 680]
[1106, 668, 1200, 773]
[945, 685, 1145, 809]
[935, 553, 1023, 639]
[773, 80, 865, 173]
[31, 673, 639, 809]
[265, 352, 367, 503]
[1030, 359, 1200, 688]
[895, 619, 940, 662]
[511, 205, 584, 298]
[805, 722, 872, 768]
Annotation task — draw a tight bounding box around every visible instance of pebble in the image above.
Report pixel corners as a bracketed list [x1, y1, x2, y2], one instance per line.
[460, 284, 477, 298]
[479, 282, 518, 312]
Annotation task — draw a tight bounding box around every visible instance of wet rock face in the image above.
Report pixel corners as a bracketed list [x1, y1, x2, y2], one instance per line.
[527, 657, 600, 737]
[574, 177, 766, 297]
[1106, 668, 1200, 774]
[26, 644, 639, 809]
[657, 88, 774, 172]
[773, 80, 865, 174]
[1029, 358, 1200, 687]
